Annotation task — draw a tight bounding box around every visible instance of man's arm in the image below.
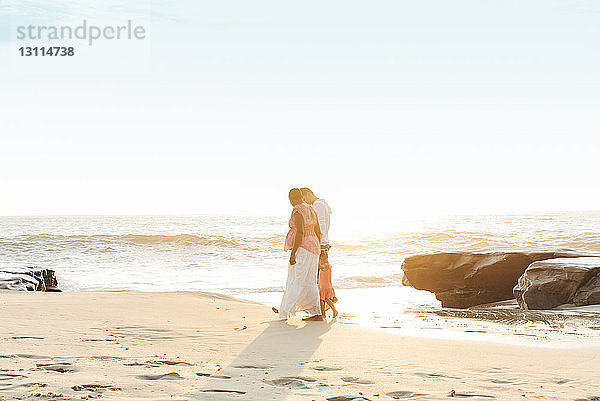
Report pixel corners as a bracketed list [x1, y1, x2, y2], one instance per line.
[314, 216, 322, 243]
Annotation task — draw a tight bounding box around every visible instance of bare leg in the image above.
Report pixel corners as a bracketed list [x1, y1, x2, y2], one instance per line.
[303, 301, 325, 321]
[320, 300, 327, 316]
[325, 299, 338, 318]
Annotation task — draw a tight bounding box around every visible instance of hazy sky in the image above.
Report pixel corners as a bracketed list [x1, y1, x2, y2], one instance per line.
[1, 0, 599, 218]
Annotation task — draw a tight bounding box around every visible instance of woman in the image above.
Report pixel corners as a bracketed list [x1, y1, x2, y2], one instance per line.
[273, 188, 323, 321]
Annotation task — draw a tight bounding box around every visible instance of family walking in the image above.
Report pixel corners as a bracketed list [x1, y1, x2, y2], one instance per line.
[273, 187, 337, 321]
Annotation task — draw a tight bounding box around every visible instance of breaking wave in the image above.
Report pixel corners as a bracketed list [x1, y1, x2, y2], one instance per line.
[2, 233, 253, 249]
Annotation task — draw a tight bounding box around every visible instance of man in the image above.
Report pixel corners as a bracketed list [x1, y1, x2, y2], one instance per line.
[299, 188, 331, 249]
[300, 187, 337, 317]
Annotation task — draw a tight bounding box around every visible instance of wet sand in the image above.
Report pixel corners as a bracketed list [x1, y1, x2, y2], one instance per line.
[1, 291, 599, 400]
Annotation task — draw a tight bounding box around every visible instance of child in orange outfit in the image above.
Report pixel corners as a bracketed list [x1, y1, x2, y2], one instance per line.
[318, 246, 338, 318]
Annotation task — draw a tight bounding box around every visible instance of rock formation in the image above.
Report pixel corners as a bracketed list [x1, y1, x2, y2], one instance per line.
[514, 257, 600, 309]
[0, 267, 60, 292]
[401, 251, 584, 308]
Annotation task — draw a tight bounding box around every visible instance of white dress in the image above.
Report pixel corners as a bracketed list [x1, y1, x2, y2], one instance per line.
[279, 247, 321, 319]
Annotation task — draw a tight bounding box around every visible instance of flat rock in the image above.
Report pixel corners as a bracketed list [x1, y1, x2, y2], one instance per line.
[514, 257, 600, 310]
[0, 267, 60, 292]
[402, 251, 585, 308]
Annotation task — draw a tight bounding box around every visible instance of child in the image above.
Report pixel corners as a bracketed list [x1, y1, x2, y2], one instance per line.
[318, 246, 338, 318]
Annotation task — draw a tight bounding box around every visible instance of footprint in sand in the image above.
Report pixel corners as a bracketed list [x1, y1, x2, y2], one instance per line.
[386, 391, 427, 399]
[575, 397, 600, 401]
[268, 376, 317, 389]
[1, 354, 49, 360]
[196, 373, 232, 379]
[31, 391, 72, 399]
[489, 379, 513, 384]
[448, 390, 495, 398]
[35, 362, 78, 373]
[89, 356, 123, 361]
[233, 365, 270, 370]
[0, 382, 47, 391]
[155, 360, 193, 366]
[125, 360, 192, 368]
[124, 362, 152, 367]
[199, 389, 246, 395]
[341, 376, 375, 385]
[72, 384, 122, 392]
[0, 372, 27, 381]
[415, 372, 460, 380]
[327, 396, 371, 401]
[10, 336, 45, 340]
[313, 366, 343, 371]
[136, 372, 184, 380]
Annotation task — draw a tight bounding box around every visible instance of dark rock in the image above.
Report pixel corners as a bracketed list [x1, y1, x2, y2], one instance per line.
[573, 271, 600, 306]
[401, 251, 585, 308]
[0, 271, 39, 291]
[0, 267, 60, 292]
[514, 257, 600, 309]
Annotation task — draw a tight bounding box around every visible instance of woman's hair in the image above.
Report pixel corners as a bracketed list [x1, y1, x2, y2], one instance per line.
[288, 188, 304, 204]
[300, 187, 315, 198]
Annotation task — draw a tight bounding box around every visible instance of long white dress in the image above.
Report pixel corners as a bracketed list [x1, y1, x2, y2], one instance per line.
[278, 247, 321, 319]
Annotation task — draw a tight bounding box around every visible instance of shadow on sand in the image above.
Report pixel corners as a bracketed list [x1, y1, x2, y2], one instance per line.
[191, 318, 332, 400]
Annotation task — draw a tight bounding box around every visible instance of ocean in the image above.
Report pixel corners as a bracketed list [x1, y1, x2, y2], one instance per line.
[1, 211, 600, 345]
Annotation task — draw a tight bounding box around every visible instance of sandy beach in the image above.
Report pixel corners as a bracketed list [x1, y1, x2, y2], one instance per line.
[0, 291, 598, 401]
[3, 0, 600, 398]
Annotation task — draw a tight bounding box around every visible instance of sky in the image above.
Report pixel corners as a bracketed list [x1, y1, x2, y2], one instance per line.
[1, 0, 599, 219]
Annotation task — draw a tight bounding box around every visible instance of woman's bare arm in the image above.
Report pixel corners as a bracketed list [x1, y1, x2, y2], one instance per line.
[290, 212, 304, 265]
